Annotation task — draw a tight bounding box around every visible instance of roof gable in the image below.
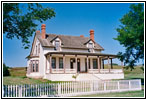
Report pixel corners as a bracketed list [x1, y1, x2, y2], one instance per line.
[84, 39, 95, 45]
[36, 33, 104, 50]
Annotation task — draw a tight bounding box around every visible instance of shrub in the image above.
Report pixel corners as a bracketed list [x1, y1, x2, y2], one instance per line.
[140, 67, 144, 73]
[112, 63, 118, 66]
[3, 63, 10, 76]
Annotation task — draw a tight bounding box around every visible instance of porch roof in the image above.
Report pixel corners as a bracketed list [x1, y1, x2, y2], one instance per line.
[45, 52, 118, 59]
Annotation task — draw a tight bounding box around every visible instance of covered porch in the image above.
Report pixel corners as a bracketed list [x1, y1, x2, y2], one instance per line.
[45, 52, 123, 74]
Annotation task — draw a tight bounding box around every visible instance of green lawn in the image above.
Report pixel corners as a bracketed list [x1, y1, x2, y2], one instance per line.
[75, 90, 144, 97]
[3, 67, 61, 85]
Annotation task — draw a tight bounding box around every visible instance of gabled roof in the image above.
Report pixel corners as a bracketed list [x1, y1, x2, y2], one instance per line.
[36, 33, 104, 50]
[84, 39, 95, 45]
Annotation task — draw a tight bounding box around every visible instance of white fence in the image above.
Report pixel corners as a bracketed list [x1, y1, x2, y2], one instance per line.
[3, 79, 141, 97]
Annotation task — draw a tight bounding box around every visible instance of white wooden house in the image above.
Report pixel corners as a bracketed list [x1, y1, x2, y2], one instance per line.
[26, 24, 124, 81]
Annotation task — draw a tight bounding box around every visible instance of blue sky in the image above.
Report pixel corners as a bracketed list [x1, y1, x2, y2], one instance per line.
[3, 3, 138, 67]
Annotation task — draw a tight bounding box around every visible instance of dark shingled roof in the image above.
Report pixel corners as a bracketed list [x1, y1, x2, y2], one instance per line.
[36, 32, 104, 50]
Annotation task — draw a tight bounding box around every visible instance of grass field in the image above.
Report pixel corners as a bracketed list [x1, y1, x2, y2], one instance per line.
[3, 67, 61, 85]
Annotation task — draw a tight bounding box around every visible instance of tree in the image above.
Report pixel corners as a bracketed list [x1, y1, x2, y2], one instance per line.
[3, 3, 55, 49]
[3, 63, 10, 76]
[114, 4, 144, 70]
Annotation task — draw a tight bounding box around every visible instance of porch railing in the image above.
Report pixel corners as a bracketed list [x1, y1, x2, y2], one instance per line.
[47, 69, 123, 74]
[52, 69, 76, 74]
[88, 69, 123, 74]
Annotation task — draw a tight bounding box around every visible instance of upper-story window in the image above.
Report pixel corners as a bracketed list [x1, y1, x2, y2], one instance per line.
[88, 43, 93, 52]
[36, 45, 38, 56]
[89, 43, 93, 48]
[55, 41, 60, 51]
[38, 43, 40, 54]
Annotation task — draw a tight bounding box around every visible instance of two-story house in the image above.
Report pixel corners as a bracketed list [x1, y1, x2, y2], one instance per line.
[26, 24, 124, 81]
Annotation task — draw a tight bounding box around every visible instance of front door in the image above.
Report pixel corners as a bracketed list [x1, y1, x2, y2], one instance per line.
[77, 58, 80, 73]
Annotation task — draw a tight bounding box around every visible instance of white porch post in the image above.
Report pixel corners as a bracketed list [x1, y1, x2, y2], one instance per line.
[108, 56, 110, 72]
[87, 55, 89, 72]
[46, 56, 47, 73]
[90, 58, 93, 69]
[97, 56, 100, 73]
[49, 54, 52, 73]
[63, 54, 65, 73]
[45, 55, 50, 73]
[75, 55, 77, 74]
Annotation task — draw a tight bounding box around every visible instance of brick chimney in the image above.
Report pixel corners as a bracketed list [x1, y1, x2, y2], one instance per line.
[41, 24, 46, 39]
[90, 29, 94, 41]
[80, 35, 84, 37]
[36, 30, 40, 34]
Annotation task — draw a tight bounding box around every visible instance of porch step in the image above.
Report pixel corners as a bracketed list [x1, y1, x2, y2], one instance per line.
[76, 73, 102, 81]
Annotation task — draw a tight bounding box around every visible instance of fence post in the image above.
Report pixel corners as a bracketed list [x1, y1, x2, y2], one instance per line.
[90, 81, 93, 92]
[104, 81, 106, 91]
[129, 80, 131, 90]
[58, 83, 61, 97]
[139, 79, 142, 90]
[19, 85, 22, 97]
[118, 81, 120, 91]
[3, 86, 4, 97]
[11, 85, 12, 97]
[16, 85, 18, 97]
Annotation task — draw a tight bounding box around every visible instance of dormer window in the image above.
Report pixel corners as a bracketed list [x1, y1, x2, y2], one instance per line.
[55, 40, 60, 51]
[88, 43, 93, 52]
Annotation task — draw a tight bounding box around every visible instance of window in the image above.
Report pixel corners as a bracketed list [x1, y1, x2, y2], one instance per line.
[30, 60, 39, 72]
[93, 59, 98, 69]
[55, 41, 60, 50]
[70, 58, 75, 69]
[59, 58, 63, 69]
[32, 63, 35, 72]
[52, 58, 56, 69]
[88, 43, 93, 52]
[36, 63, 38, 72]
[89, 43, 93, 48]
[36, 45, 37, 55]
[38, 43, 40, 54]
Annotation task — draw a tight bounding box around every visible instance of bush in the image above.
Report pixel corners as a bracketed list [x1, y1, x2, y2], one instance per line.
[140, 67, 144, 73]
[3, 63, 10, 76]
[112, 63, 118, 66]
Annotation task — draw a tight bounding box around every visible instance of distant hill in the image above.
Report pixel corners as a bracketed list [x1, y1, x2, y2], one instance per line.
[8, 67, 27, 77]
